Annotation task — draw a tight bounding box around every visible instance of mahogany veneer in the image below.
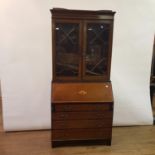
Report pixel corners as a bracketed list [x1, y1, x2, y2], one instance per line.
[51, 8, 115, 147]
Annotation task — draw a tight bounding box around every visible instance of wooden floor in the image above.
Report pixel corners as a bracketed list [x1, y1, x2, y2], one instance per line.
[0, 99, 155, 155]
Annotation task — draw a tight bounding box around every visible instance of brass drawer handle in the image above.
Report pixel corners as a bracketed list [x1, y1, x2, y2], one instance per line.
[78, 90, 87, 95]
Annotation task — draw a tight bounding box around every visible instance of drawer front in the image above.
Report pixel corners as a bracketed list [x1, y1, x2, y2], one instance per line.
[52, 119, 112, 129]
[53, 111, 112, 120]
[53, 103, 113, 112]
[52, 128, 112, 140]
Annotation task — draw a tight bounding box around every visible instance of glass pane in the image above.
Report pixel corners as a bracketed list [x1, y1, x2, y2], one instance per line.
[55, 23, 79, 76]
[85, 23, 110, 76]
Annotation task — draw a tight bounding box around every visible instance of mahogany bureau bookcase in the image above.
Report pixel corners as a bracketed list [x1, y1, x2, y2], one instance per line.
[50, 8, 116, 147]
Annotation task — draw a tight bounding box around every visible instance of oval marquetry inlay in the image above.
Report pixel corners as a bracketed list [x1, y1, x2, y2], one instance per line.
[78, 90, 87, 95]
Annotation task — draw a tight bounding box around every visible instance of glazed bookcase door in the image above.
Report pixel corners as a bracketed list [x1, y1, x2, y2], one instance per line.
[83, 20, 113, 81]
[53, 20, 82, 81]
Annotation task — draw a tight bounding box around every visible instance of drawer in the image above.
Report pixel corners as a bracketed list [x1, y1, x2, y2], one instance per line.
[52, 111, 112, 120]
[52, 119, 112, 129]
[52, 128, 112, 140]
[53, 103, 113, 112]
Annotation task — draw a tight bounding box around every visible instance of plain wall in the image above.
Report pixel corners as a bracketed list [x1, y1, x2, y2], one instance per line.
[0, 0, 154, 131]
[0, 0, 52, 131]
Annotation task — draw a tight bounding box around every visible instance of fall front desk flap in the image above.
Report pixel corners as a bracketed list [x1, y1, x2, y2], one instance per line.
[52, 82, 113, 103]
